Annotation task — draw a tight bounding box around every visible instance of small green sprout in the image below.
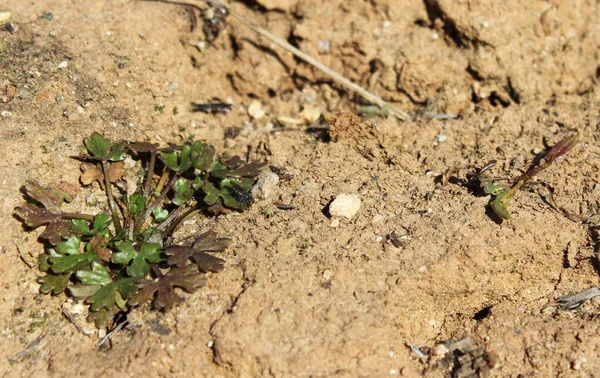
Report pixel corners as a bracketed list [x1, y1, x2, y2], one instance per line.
[491, 135, 578, 219]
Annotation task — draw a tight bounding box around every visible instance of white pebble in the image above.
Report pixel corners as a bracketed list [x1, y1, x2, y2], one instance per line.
[251, 172, 280, 200]
[58, 60, 68, 70]
[1, 110, 11, 118]
[436, 134, 447, 143]
[329, 193, 361, 219]
[572, 357, 587, 370]
[329, 219, 340, 228]
[248, 100, 265, 119]
[300, 106, 321, 124]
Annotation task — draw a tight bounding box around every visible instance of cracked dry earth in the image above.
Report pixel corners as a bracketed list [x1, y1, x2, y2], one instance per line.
[1, 0, 600, 377]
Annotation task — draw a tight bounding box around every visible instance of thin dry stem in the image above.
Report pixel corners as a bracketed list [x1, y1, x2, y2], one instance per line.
[142, 0, 412, 121]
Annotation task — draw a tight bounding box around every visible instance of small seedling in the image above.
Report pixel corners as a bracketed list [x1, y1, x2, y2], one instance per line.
[443, 135, 578, 220]
[490, 135, 578, 219]
[15, 132, 265, 328]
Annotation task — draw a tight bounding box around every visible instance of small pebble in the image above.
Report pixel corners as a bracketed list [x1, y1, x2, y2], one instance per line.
[571, 357, 587, 370]
[248, 100, 265, 119]
[1, 110, 11, 118]
[322, 269, 333, 280]
[167, 83, 178, 91]
[431, 344, 449, 356]
[300, 106, 321, 124]
[329, 193, 361, 219]
[49, 29, 57, 37]
[436, 134, 447, 143]
[317, 40, 330, 54]
[57, 60, 68, 70]
[329, 219, 340, 228]
[276, 115, 302, 125]
[250, 172, 279, 200]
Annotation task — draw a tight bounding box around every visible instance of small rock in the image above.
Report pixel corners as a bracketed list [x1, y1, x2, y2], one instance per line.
[57, 60, 68, 70]
[250, 172, 279, 200]
[571, 357, 587, 370]
[329, 219, 340, 228]
[248, 100, 265, 119]
[49, 29, 57, 37]
[322, 269, 333, 280]
[436, 134, 447, 143]
[167, 83, 178, 91]
[329, 193, 361, 219]
[0, 11, 11, 23]
[431, 344, 450, 356]
[277, 115, 302, 125]
[1, 110, 11, 118]
[300, 106, 321, 124]
[317, 40, 330, 54]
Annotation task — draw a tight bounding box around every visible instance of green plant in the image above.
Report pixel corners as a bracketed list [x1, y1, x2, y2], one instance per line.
[15, 132, 265, 328]
[489, 135, 578, 219]
[443, 135, 578, 220]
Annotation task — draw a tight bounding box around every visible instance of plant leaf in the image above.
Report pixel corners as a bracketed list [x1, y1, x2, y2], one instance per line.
[113, 241, 163, 277]
[49, 238, 98, 273]
[86, 277, 139, 312]
[172, 179, 194, 206]
[22, 181, 63, 212]
[202, 181, 250, 210]
[128, 142, 159, 153]
[129, 265, 207, 311]
[76, 261, 113, 285]
[125, 193, 146, 216]
[84, 132, 111, 159]
[84, 132, 127, 161]
[14, 203, 60, 228]
[190, 141, 215, 171]
[39, 273, 71, 294]
[211, 160, 266, 178]
[165, 231, 229, 272]
[41, 219, 73, 245]
[159, 144, 192, 172]
[55, 236, 81, 255]
[153, 207, 168, 222]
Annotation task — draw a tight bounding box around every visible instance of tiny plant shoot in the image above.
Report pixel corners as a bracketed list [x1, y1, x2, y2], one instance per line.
[490, 135, 578, 219]
[443, 134, 578, 220]
[15, 132, 265, 328]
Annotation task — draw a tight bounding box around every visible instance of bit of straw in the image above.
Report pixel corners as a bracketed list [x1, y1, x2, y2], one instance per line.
[144, 0, 412, 121]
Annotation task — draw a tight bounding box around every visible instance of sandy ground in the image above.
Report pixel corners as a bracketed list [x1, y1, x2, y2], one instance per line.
[1, 0, 599, 377]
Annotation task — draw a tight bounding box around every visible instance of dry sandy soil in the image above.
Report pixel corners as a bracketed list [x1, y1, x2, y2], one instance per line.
[1, 0, 599, 377]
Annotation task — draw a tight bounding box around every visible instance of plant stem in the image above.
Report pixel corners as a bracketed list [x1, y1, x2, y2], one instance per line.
[134, 172, 181, 234]
[143, 152, 157, 198]
[62, 212, 96, 221]
[154, 169, 170, 197]
[101, 161, 123, 234]
[156, 206, 188, 233]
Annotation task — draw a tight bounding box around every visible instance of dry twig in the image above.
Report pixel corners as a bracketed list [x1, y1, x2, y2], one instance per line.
[143, 0, 412, 121]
